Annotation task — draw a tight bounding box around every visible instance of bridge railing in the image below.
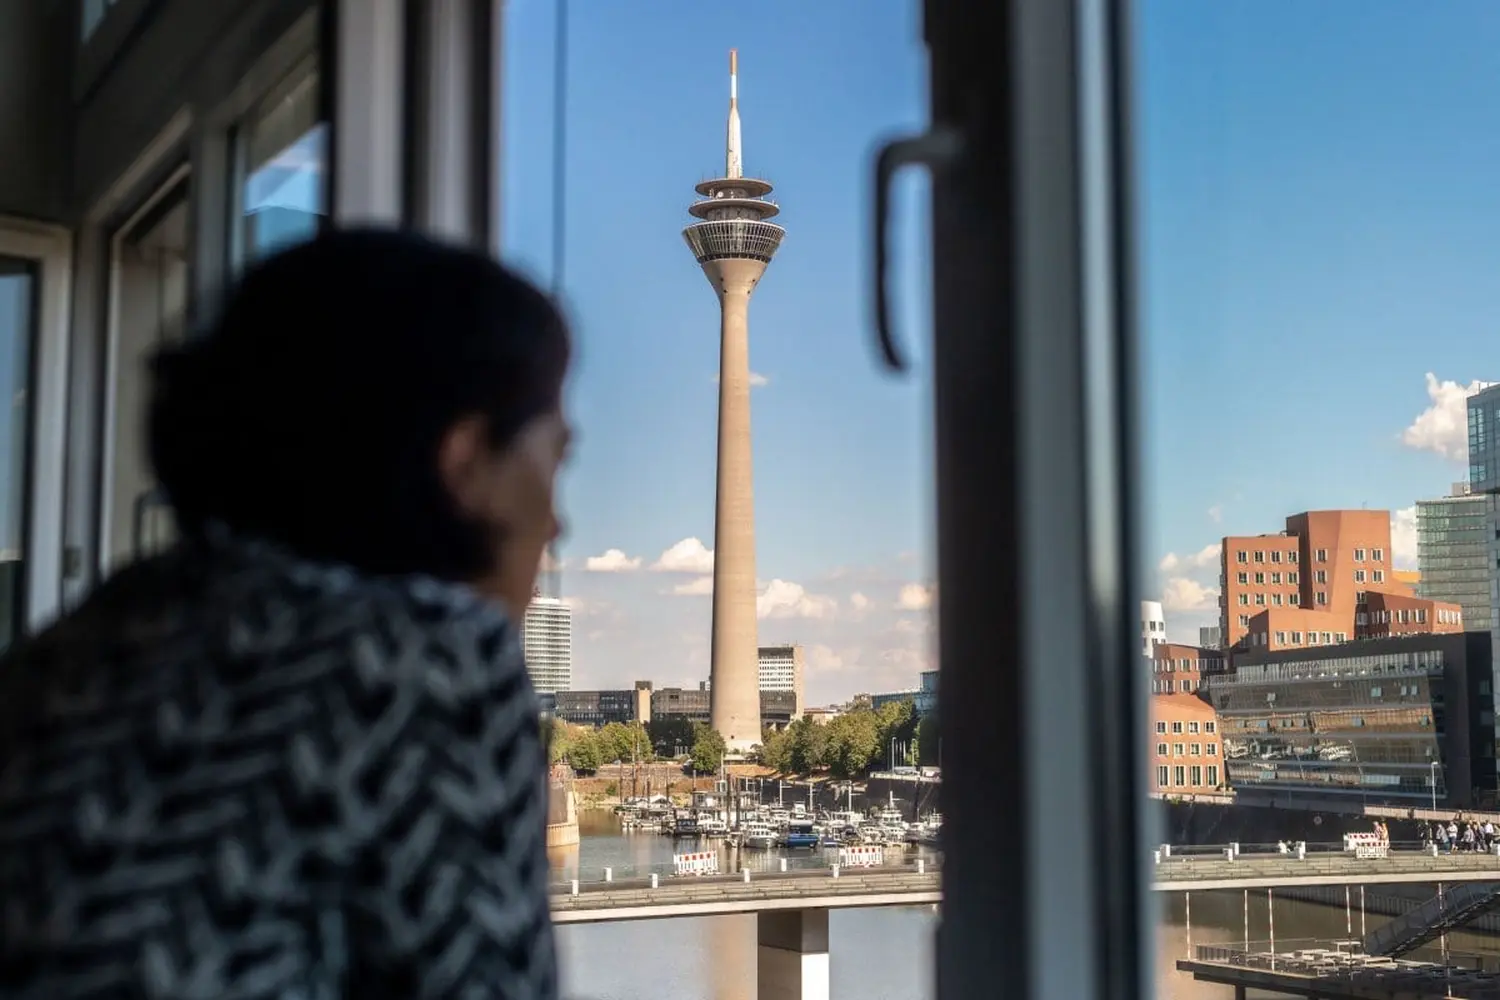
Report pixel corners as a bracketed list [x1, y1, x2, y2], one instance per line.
[1155, 840, 1442, 861]
[549, 849, 942, 894]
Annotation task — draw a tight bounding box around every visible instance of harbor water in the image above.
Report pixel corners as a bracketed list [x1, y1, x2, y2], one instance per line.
[555, 814, 1500, 999]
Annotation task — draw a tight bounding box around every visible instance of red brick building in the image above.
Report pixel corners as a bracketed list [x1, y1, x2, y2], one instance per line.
[1149, 694, 1223, 794]
[1149, 643, 1226, 695]
[1220, 510, 1452, 656]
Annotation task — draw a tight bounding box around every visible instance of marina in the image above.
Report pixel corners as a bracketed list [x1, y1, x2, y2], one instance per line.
[609, 790, 943, 852]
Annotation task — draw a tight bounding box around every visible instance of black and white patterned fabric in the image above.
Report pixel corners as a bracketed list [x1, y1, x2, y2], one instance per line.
[0, 531, 557, 999]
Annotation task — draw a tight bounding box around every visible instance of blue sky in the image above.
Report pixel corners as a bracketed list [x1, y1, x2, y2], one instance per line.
[10, 1, 1485, 696]
[492, 0, 1500, 695]
[1139, 0, 1500, 635]
[500, 0, 935, 699]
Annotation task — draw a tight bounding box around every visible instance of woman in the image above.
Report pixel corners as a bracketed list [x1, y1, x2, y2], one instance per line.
[0, 229, 571, 998]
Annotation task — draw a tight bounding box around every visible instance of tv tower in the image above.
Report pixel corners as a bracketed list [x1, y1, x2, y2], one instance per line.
[682, 49, 785, 753]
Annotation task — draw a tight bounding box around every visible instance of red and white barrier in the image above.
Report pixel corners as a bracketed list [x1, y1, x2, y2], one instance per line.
[673, 851, 720, 876]
[1343, 833, 1388, 860]
[839, 845, 885, 868]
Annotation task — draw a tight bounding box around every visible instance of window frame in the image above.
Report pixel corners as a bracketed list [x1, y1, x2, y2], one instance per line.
[0, 220, 72, 636]
[927, 0, 1149, 997]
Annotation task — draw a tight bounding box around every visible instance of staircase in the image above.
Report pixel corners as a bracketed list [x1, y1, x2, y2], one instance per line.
[1362, 881, 1500, 957]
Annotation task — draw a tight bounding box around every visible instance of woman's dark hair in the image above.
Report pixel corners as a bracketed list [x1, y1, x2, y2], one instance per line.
[148, 227, 570, 580]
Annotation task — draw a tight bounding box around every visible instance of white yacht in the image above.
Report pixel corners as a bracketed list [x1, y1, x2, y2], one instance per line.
[742, 821, 778, 849]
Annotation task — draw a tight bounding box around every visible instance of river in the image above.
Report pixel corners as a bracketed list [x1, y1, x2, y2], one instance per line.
[552, 813, 1500, 999]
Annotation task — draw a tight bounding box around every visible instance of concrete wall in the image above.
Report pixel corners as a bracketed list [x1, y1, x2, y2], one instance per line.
[0, 2, 72, 220]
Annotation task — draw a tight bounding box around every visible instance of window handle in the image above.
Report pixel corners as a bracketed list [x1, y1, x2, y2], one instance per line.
[871, 125, 963, 373]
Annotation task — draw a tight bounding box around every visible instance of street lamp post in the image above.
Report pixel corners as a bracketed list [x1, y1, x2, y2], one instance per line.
[1430, 760, 1440, 813]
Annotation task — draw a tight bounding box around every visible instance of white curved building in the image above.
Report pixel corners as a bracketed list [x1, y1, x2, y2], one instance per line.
[1141, 600, 1167, 657]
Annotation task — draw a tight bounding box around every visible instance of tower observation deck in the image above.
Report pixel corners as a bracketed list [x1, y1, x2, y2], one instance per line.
[684, 50, 782, 753]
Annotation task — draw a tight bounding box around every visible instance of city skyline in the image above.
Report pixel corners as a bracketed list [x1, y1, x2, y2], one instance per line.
[497, 0, 1500, 701]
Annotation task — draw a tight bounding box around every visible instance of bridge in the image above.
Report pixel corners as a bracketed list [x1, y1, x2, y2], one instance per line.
[543, 847, 1500, 999]
[550, 865, 941, 924]
[1153, 850, 1500, 891]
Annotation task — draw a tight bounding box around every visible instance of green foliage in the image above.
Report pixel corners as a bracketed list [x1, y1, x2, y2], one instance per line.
[916, 713, 940, 766]
[596, 721, 655, 764]
[756, 700, 927, 778]
[567, 730, 602, 774]
[788, 716, 831, 774]
[759, 726, 793, 773]
[690, 724, 727, 774]
[825, 711, 881, 778]
[604, 781, 619, 796]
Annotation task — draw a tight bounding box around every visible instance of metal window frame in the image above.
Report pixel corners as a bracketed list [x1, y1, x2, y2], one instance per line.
[926, 1, 1150, 998]
[0, 220, 74, 634]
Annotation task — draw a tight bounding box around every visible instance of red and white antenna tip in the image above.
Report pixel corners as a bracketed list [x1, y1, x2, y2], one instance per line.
[730, 48, 738, 75]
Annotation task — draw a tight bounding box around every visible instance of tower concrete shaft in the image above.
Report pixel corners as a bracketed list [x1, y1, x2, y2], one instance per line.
[682, 50, 785, 753]
[706, 258, 766, 751]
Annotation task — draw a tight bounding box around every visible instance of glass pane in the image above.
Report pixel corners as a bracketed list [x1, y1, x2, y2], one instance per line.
[0, 257, 35, 652]
[80, 0, 117, 41]
[104, 189, 190, 573]
[240, 69, 325, 262]
[503, 2, 934, 997]
[1139, 4, 1500, 995]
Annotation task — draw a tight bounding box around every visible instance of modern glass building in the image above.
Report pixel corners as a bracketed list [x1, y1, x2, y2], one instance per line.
[521, 595, 573, 695]
[1417, 490, 1491, 632]
[1468, 384, 1500, 758]
[1206, 632, 1495, 808]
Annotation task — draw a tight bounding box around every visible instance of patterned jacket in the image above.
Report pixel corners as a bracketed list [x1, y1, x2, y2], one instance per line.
[0, 530, 558, 998]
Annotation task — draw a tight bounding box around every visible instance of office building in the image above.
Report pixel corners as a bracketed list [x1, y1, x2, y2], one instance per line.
[1198, 626, 1222, 651]
[552, 682, 652, 728]
[683, 51, 786, 753]
[1468, 385, 1500, 724]
[1149, 695, 1223, 795]
[757, 643, 806, 714]
[915, 669, 939, 717]
[1219, 510, 1455, 655]
[650, 685, 799, 733]
[1206, 632, 1496, 808]
[1141, 600, 1167, 657]
[522, 594, 572, 695]
[1417, 489, 1491, 634]
[1149, 643, 1226, 695]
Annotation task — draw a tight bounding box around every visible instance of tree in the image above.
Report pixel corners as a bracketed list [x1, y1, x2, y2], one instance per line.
[916, 713, 940, 767]
[567, 729, 602, 774]
[788, 716, 831, 775]
[825, 710, 881, 778]
[760, 726, 793, 773]
[690, 725, 727, 775]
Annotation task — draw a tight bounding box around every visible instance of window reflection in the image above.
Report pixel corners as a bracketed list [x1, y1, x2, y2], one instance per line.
[239, 69, 325, 263]
[0, 259, 34, 652]
[80, 0, 118, 41]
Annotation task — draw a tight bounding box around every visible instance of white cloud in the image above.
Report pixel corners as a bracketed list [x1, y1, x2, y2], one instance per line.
[1401, 372, 1493, 462]
[896, 583, 934, 611]
[849, 592, 870, 610]
[1207, 504, 1224, 524]
[1391, 506, 1418, 571]
[1158, 544, 1218, 574]
[757, 579, 837, 620]
[672, 576, 714, 596]
[584, 548, 641, 572]
[652, 537, 715, 574]
[1161, 577, 1218, 613]
[711, 371, 770, 387]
